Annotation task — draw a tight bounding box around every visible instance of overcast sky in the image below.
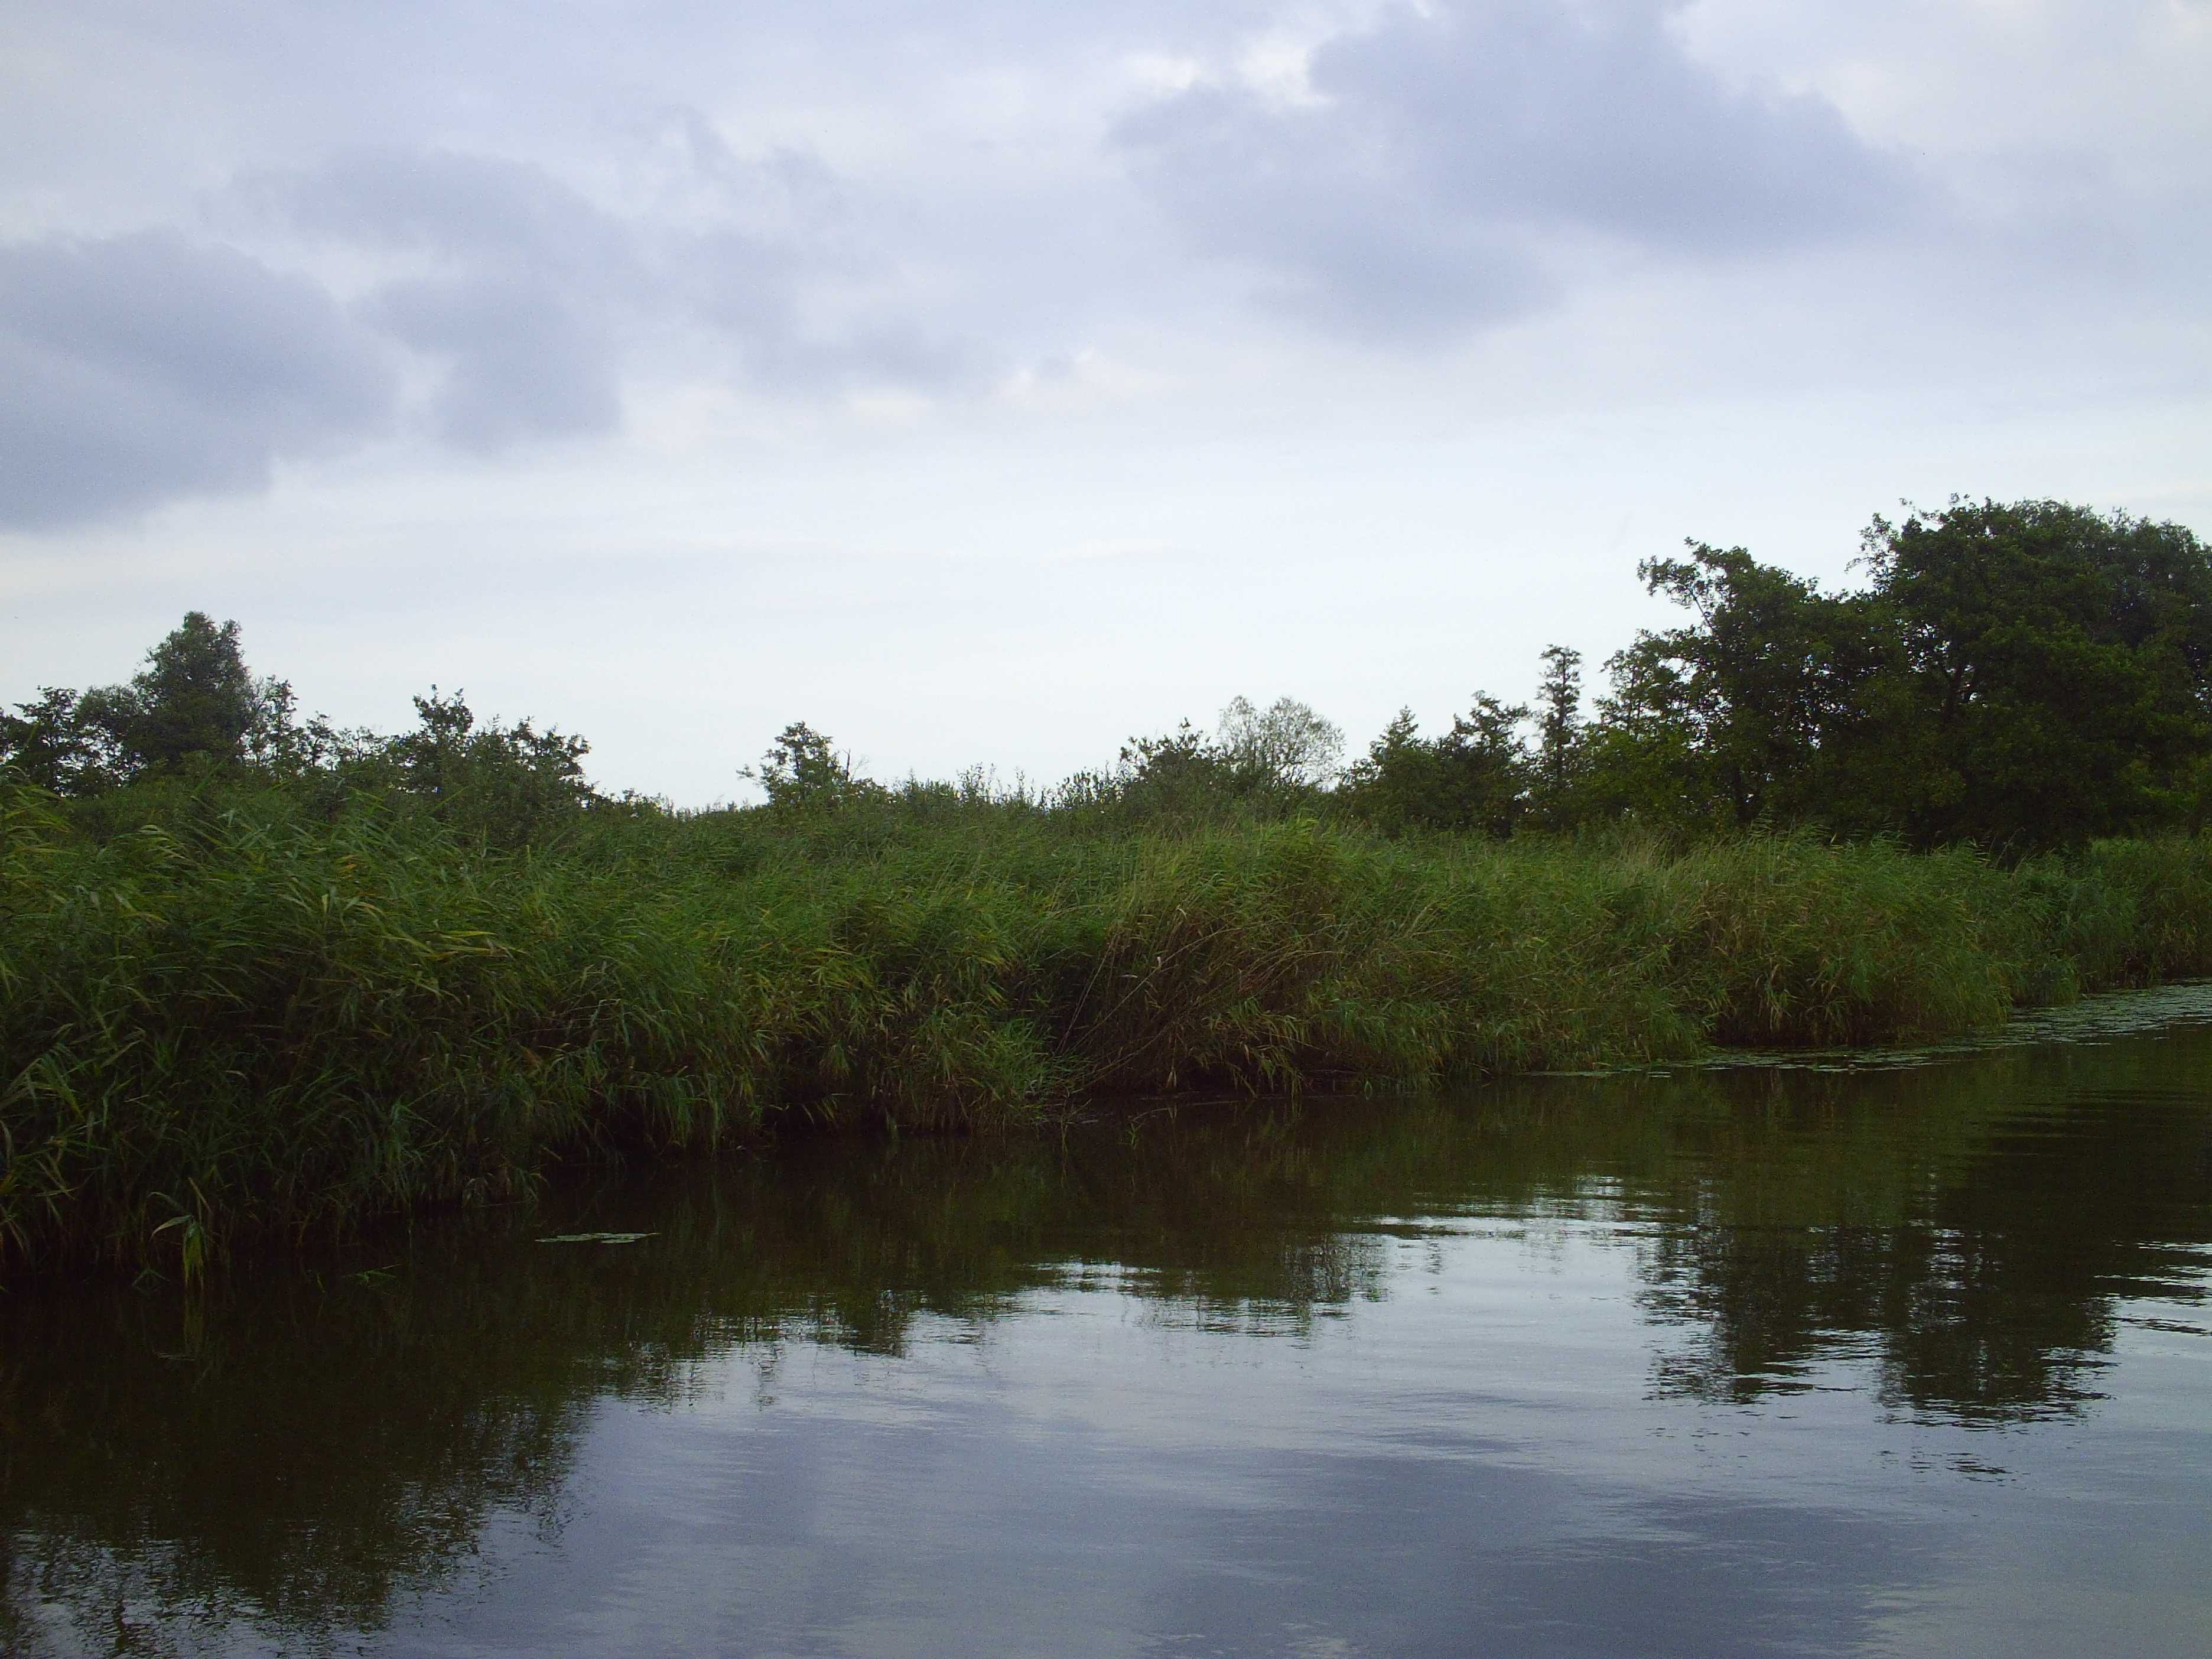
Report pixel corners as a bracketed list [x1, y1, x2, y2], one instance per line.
[4, 0, 2208, 802]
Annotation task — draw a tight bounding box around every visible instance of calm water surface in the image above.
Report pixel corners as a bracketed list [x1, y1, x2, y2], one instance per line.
[7, 991, 2212, 1657]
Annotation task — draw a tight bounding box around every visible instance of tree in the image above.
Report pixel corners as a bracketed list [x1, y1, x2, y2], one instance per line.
[1600, 544, 1878, 832]
[388, 688, 594, 843]
[0, 688, 108, 795]
[1530, 645, 1586, 828]
[80, 611, 261, 779]
[1339, 697, 1530, 836]
[1854, 498, 2212, 848]
[747, 721, 874, 811]
[1214, 695, 1345, 791]
[1094, 697, 1344, 822]
[1576, 502, 2212, 848]
[1109, 718, 1227, 817]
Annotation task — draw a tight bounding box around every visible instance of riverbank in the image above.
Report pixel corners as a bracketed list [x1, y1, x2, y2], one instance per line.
[6, 783, 2211, 1277]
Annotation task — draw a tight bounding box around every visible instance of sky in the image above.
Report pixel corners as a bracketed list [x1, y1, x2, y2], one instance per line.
[3, 0, 2208, 804]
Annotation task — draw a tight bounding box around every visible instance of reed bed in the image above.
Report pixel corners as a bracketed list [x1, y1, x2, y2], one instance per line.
[6, 781, 2211, 1276]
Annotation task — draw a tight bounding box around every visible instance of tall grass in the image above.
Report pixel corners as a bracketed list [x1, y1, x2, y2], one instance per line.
[6, 779, 2211, 1276]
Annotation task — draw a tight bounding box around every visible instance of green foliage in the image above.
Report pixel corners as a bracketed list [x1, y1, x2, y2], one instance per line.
[1530, 644, 1587, 828]
[1601, 544, 1876, 832]
[1105, 719, 1237, 817]
[10, 762, 2211, 1279]
[1588, 502, 2212, 850]
[1214, 695, 1345, 789]
[2011, 835, 2212, 991]
[1665, 835, 2034, 1045]
[1336, 697, 1530, 835]
[6, 613, 600, 848]
[8, 497, 2212, 1277]
[79, 610, 269, 781]
[1052, 696, 1344, 827]
[1856, 499, 2212, 848]
[746, 720, 880, 812]
[0, 687, 106, 795]
[383, 688, 594, 846]
[25, 499, 2212, 860]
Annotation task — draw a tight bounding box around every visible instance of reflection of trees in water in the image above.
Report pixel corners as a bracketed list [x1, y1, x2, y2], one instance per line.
[1639, 1221, 2118, 1419]
[1631, 1043, 2212, 1420]
[1, 1261, 636, 1656]
[0, 1124, 1410, 1654]
[4, 1030, 2208, 1651]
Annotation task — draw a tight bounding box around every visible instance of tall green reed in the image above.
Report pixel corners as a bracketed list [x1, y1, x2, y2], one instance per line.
[5, 779, 2209, 1277]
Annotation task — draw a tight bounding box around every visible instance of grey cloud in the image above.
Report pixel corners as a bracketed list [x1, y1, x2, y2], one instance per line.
[1117, 0, 1923, 339]
[249, 149, 637, 450]
[684, 226, 989, 396]
[0, 116, 1001, 529]
[662, 121, 990, 395]
[253, 135, 983, 453]
[256, 148, 638, 291]
[661, 113, 854, 244]
[752, 327, 991, 397]
[0, 231, 393, 529]
[1324, 0, 1911, 249]
[368, 274, 619, 450]
[1118, 84, 1551, 341]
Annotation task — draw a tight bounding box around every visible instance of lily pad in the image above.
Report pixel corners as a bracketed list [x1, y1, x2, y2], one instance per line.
[535, 1232, 656, 1245]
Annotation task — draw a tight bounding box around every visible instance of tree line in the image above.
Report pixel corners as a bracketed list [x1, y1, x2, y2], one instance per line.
[1088, 496, 2212, 851]
[8, 497, 2211, 854]
[0, 611, 594, 845]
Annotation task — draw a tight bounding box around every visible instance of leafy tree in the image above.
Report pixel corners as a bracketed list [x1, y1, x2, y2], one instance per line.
[1574, 502, 2212, 850]
[1449, 695, 1534, 837]
[0, 688, 108, 795]
[1214, 695, 1345, 791]
[239, 679, 378, 786]
[1600, 544, 1878, 833]
[3, 616, 367, 806]
[388, 688, 594, 844]
[1113, 719, 1224, 807]
[1088, 698, 1343, 823]
[80, 611, 262, 780]
[1855, 499, 2212, 848]
[11, 497, 2203, 858]
[747, 721, 876, 811]
[1340, 697, 1530, 836]
[1530, 645, 1586, 829]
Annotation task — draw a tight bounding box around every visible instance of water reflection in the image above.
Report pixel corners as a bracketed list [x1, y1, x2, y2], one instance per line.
[4, 1020, 2210, 1655]
[1631, 1059, 2212, 1421]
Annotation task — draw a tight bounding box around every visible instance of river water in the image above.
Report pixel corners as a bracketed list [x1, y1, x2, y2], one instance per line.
[7, 990, 2212, 1657]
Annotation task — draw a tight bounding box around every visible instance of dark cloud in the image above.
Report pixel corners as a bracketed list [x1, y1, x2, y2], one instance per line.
[0, 231, 393, 529]
[1117, 0, 1923, 339]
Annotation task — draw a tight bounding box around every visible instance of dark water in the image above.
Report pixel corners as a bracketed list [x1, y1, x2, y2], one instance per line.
[8, 993, 2212, 1657]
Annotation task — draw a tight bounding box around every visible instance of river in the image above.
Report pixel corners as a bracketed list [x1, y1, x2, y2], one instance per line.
[6, 987, 2211, 1656]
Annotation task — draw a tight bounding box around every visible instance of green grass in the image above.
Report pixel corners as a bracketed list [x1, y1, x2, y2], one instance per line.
[6, 780, 2211, 1277]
